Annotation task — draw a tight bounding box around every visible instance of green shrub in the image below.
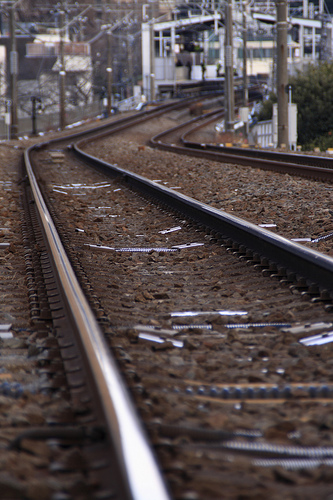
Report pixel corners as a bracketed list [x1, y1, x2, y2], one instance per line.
[290, 62, 333, 147]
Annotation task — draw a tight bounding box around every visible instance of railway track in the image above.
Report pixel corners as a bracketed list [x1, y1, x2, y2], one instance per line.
[149, 103, 333, 183]
[6, 99, 333, 499]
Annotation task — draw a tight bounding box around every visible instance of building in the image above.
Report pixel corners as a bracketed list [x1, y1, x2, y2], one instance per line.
[141, 0, 333, 99]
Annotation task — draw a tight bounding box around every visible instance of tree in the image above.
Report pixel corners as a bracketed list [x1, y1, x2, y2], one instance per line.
[256, 92, 277, 122]
[290, 62, 333, 149]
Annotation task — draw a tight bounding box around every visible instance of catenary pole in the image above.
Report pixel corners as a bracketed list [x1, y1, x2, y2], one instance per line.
[59, 9, 66, 130]
[242, 0, 248, 107]
[107, 28, 112, 115]
[276, 0, 289, 148]
[225, 0, 234, 132]
[9, 2, 18, 138]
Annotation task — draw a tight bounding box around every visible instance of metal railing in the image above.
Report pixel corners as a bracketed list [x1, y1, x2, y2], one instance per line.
[252, 119, 274, 148]
[0, 100, 103, 139]
[0, 95, 144, 139]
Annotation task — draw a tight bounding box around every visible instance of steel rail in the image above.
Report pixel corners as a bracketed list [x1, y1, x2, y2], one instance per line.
[73, 141, 333, 298]
[149, 122, 333, 182]
[32, 97, 202, 149]
[183, 133, 333, 171]
[23, 96, 333, 497]
[24, 145, 171, 500]
[176, 97, 333, 173]
[25, 101, 333, 494]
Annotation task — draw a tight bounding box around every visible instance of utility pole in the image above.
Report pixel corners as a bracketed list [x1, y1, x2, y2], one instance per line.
[106, 28, 112, 115]
[9, 3, 18, 138]
[59, 9, 66, 130]
[101, 0, 107, 26]
[57, 4, 92, 127]
[149, 21, 155, 101]
[127, 35, 133, 98]
[224, 0, 234, 133]
[239, 0, 249, 139]
[242, 0, 248, 107]
[104, 16, 131, 112]
[276, 0, 289, 148]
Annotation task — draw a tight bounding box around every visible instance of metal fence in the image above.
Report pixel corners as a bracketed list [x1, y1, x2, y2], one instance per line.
[0, 94, 147, 139]
[252, 104, 297, 150]
[252, 119, 274, 148]
[0, 99, 104, 139]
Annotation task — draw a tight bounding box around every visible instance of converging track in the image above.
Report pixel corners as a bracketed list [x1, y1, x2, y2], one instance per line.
[16, 98, 333, 498]
[150, 102, 333, 182]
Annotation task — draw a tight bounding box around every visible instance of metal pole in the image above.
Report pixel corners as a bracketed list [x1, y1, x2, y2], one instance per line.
[31, 96, 37, 135]
[6, 99, 11, 141]
[276, 0, 289, 148]
[107, 29, 112, 115]
[101, 0, 107, 25]
[59, 10, 66, 130]
[127, 35, 133, 97]
[224, 0, 234, 133]
[9, 4, 18, 139]
[150, 21, 155, 101]
[242, 0, 248, 107]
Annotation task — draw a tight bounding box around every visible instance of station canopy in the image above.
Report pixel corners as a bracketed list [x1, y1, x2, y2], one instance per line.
[152, 11, 222, 37]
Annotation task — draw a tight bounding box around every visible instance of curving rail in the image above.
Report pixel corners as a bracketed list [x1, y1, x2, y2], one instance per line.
[73, 140, 333, 301]
[22, 96, 216, 500]
[24, 143, 173, 499]
[149, 107, 333, 182]
[23, 98, 333, 498]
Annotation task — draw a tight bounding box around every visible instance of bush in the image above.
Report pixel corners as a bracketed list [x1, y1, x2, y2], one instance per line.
[305, 131, 333, 152]
[290, 62, 333, 147]
[255, 92, 277, 122]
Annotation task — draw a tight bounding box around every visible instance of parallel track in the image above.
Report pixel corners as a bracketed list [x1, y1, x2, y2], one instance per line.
[148, 103, 333, 182]
[23, 99, 333, 498]
[73, 110, 333, 300]
[73, 145, 333, 298]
